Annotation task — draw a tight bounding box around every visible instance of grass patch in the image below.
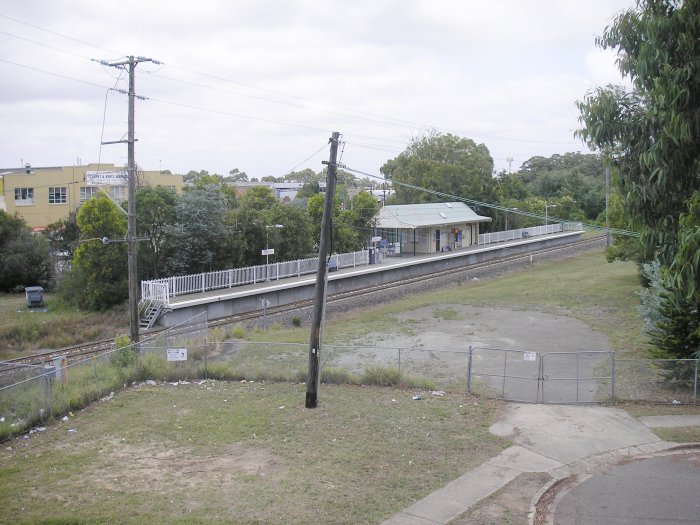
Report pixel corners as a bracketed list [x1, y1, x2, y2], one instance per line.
[651, 426, 700, 443]
[433, 307, 462, 321]
[651, 427, 700, 443]
[0, 382, 507, 525]
[0, 293, 129, 360]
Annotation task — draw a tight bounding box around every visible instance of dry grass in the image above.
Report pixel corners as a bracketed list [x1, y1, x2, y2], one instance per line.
[0, 293, 129, 359]
[0, 381, 507, 525]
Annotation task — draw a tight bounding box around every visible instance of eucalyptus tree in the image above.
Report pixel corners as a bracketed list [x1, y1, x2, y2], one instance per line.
[577, 0, 700, 358]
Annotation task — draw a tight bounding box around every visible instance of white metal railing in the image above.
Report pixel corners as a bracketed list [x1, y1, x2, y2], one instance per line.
[477, 222, 582, 246]
[140, 250, 369, 304]
[141, 281, 169, 303]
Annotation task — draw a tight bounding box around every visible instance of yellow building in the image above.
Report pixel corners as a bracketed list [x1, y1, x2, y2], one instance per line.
[0, 163, 185, 230]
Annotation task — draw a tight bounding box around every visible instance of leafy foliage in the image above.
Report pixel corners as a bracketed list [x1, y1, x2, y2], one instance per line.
[576, 0, 700, 358]
[0, 211, 52, 291]
[162, 185, 228, 275]
[45, 211, 80, 259]
[135, 186, 177, 280]
[651, 195, 700, 358]
[63, 194, 128, 310]
[381, 132, 496, 209]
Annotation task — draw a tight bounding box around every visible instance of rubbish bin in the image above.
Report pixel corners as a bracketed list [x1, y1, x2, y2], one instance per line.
[369, 247, 376, 264]
[25, 286, 44, 307]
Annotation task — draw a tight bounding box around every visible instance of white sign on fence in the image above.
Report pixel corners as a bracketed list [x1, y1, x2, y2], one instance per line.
[167, 348, 188, 362]
[261, 248, 275, 256]
[523, 352, 537, 362]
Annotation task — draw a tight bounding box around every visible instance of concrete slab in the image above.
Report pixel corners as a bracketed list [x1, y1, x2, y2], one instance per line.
[490, 404, 661, 464]
[382, 404, 691, 525]
[487, 445, 564, 472]
[639, 414, 700, 428]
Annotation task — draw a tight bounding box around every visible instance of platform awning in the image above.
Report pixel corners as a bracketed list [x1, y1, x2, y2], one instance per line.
[375, 202, 491, 229]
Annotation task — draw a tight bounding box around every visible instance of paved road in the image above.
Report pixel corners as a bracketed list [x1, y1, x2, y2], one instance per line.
[553, 450, 700, 524]
[380, 405, 700, 525]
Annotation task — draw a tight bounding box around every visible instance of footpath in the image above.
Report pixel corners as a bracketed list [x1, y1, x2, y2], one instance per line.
[380, 404, 700, 525]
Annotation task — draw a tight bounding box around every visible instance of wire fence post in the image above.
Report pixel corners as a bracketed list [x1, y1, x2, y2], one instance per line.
[467, 345, 473, 392]
[204, 341, 209, 380]
[397, 348, 401, 386]
[43, 373, 53, 419]
[694, 359, 698, 406]
[611, 351, 616, 402]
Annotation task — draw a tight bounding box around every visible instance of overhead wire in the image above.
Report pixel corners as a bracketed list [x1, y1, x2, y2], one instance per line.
[340, 164, 640, 238]
[1, 13, 584, 159]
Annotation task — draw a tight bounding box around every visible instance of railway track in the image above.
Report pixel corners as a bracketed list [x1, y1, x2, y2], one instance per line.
[2, 234, 604, 369]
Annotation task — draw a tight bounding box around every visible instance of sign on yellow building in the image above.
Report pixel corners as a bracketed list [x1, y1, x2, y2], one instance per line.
[0, 163, 185, 230]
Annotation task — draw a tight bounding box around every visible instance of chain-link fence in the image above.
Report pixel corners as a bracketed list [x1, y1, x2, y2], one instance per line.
[202, 341, 469, 390]
[614, 358, 699, 404]
[0, 312, 209, 440]
[2, 336, 698, 440]
[467, 346, 698, 405]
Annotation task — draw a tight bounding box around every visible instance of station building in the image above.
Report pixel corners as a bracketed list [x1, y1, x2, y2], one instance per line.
[0, 163, 186, 230]
[373, 201, 491, 256]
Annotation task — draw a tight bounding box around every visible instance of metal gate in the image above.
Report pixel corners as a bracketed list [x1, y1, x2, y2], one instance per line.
[467, 347, 615, 404]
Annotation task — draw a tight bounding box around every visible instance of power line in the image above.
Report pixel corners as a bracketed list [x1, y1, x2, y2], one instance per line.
[1, 13, 586, 152]
[283, 143, 330, 175]
[340, 164, 640, 238]
[0, 58, 109, 90]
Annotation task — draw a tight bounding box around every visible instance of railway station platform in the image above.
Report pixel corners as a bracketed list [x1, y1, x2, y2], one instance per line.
[155, 230, 583, 328]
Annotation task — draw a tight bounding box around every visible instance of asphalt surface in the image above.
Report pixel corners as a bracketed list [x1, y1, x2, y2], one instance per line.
[553, 449, 700, 524]
[380, 405, 700, 525]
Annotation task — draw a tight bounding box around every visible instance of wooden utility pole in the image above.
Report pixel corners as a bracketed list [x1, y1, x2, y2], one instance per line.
[605, 166, 611, 248]
[306, 131, 340, 409]
[126, 58, 139, 345]
[100, 55, 159, 345]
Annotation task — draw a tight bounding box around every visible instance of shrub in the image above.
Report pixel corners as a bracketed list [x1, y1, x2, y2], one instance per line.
[110, 335, 136, 368]
[361, 366, 401, 387]
[321, 367, 359, 385]
[229, 326, 246, 339]
[291, 316, 302, 327]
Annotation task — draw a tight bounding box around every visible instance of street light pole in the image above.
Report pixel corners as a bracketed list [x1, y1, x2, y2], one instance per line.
[545, 204, 556, 226]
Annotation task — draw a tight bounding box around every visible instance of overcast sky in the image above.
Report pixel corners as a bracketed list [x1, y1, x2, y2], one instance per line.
[0, 0, 635, 180]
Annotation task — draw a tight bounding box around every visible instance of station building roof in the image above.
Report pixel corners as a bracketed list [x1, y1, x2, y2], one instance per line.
[375, 202, 491, 229]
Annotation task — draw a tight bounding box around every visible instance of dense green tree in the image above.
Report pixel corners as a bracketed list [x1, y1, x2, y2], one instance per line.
[381, 132, 496, 207]
[0, 211, 52, 291]
[598, 191, 643, 263]
[651, 194, 700, 358]
[266, 205, 315, 260]
[577, 0, 700, 358]
[284, 168, 317, 184]
[135, 186, 178, 280]
[494, 171, 530, 202]
[63, 195, 127, 309]
[238, 185, 277, 211]
[228, 168, 248, 181]
[162, 186, 228, 275]
[295, 180, 321, 201]
[509, 153, 606, 220]
[335, 191, 380, 252]
[45, 211, 80, 259]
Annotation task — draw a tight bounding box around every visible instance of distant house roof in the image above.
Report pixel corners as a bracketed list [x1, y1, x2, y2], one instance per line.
[375, 202, 491, 229]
